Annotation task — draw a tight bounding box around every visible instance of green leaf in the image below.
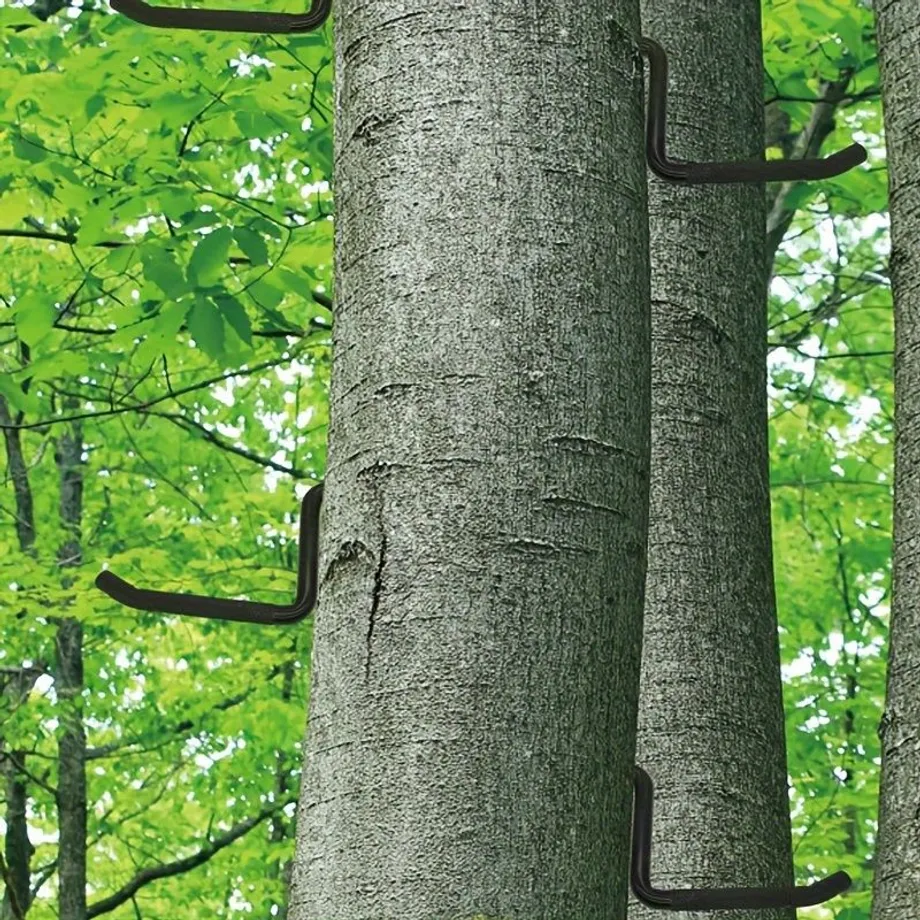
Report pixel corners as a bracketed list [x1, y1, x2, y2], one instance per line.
[154, 300, 192, 338]
[215, 296, 253, 347]
[14, 293, 56, 346]
[0, 6, 38, 26]
[77, 207, 113, 247]
[234, 109, 280, 139]
[84, 93, 106, 121]
[188, 227, 233, 287]
[248, 278, 285, 309]
[188, 297, 226, 360]
[259, 305, 298, 334]
[250, 216, 285, 240]
[11, 132, 47, 163]
[155, 90, 209, 130]
[157, 187, 199, 222]
[233, 227, 269, 266]
[103, 246, 137, 275]
[0, 375, 40, 415]
[143, 250, 190, 299]
[0, 190, 35, 224]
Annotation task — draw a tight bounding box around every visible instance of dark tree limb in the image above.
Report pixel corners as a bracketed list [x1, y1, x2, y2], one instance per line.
[0, 357, 296, 432]
[765, 67, 865, 279]
[86, 800, 296, 918]
[86, 686, 258, 761]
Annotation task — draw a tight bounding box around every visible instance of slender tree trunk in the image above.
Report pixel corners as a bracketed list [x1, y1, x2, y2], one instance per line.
[1, 754, 30, 920]
[289, 2, 652, 917]
[0, 396, 37, 920]
[872, 4, 920, 918]
[269, 656, 297, 920]
[0, 399, 35, 555]
[54, 415, 87, 920]
[629, 4, 795, 920]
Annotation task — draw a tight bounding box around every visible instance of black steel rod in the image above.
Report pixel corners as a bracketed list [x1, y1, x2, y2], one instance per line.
[110, 0, 330, 33]
[95, 482, 323, 625]
[631, 766, 852, 910]
[638, 37, 867, 184]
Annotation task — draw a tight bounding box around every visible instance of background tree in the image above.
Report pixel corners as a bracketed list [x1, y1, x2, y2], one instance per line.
[632, 1, 889, 918]
[871, 1, 920, 917]
[630, 1, 796, 918]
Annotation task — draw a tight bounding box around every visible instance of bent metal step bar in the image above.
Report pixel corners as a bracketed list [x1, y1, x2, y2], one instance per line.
[110, 0, 330, 33]
[631, 767, 852, 910]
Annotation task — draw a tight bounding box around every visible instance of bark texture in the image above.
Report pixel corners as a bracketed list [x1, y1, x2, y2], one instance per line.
[54, 416, 87, 920]
[290, 1, 652, 918]
[629, 4, 796, 920]
[269, 655, 298, 920]
[872, 3, 920, 918]
[0, 395, 37, 920]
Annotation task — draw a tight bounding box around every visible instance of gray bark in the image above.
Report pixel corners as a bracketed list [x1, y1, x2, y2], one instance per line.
[54, 415, 87, 920]
[0, 398, 36, 555]
[290, 2, 652, 918]
[629, 4, 795, 920]
[872, 3, 920, 918]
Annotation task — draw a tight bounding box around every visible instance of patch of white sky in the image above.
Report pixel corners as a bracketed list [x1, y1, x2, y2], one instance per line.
[230, 51, 331, 201]
[768, 204, 889, 443]
[773, 188, 889, 742]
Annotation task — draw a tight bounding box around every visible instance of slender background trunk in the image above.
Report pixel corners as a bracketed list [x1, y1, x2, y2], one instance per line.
[629, 3, 796, 919]
[872, 4, 920, 918]
[269, 655, 297, 920]
[290, 1, 652, 917]
[0, 397, 38, 920]
[54, 413, 87, 920]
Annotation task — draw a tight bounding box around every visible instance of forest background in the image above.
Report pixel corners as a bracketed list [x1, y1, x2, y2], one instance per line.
[0, 0, 890, 917]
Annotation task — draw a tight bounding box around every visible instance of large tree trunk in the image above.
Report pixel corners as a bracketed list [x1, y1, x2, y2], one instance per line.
[629, 3, 796, 919]
[872, 4, 920, 918]
[54, 415, 87, 920]
[289, 1, 652, 918]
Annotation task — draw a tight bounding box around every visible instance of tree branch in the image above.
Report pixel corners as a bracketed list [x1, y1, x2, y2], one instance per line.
[86, 799, 296, 918]
[0, 356, 293, 432]
[143, 409, 314, 478]
[85, 685, 260, 761]
[0, 751, 57, 798]
[0, 228, 333, 312]
[765, 67, 862, 279]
